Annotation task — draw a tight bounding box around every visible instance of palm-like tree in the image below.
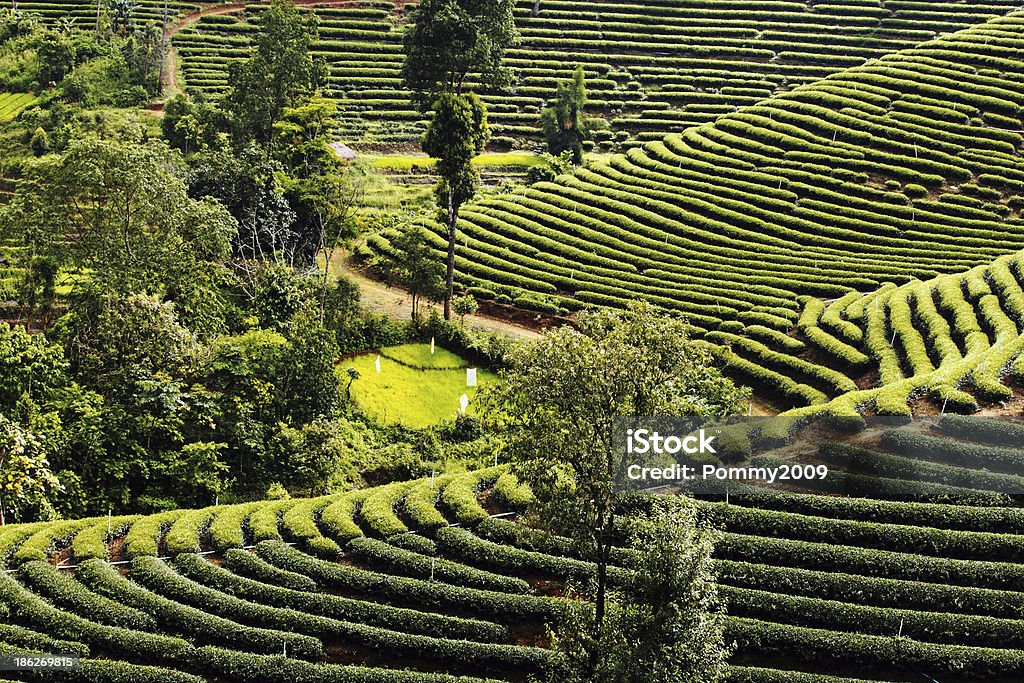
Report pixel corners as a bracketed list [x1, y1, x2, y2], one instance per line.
[103, 0, 138, 35]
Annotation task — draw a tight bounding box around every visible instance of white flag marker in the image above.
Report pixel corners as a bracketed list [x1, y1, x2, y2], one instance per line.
[375, 355, 381, 373]
[466, 368, 477, 387]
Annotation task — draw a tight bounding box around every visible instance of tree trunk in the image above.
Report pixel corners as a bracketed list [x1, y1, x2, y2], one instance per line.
[157, 0, 168, 94]
[532, 0, 541, 17]
[443, 188, 457, 320]
[587, 511, 613, 676]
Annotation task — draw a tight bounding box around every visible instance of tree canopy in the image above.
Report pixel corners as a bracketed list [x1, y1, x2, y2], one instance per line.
[2, 138, 237, 305]
[225, 0, 326, 146]
[540, 65, 589, 165]
[401, 0, 518, 109]
[482, 302, 747, 679]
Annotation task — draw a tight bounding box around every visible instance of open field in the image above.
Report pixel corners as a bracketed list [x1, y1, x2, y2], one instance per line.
[344, 344, 497, 428]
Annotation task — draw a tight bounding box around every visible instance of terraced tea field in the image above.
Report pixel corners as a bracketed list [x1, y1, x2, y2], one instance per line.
[6, 417, 1024, 681]
[162, 0, 1023, 147]
[353, 13, 1024, 414]
[0, 94, 38, 124]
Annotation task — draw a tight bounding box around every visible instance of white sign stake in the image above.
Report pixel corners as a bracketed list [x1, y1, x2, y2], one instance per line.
[375, 355, 381, 373]
[466, 368, 477, 387]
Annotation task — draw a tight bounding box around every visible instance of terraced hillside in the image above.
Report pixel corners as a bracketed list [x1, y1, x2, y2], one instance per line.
[362, 14, 1024, 411]
[6, 418, 1024, 681]
[12, 0, 198, 28]
[167, 0, 1022, 146]
[704, 248, 1024, 415]
[421, 13, 1024, 321]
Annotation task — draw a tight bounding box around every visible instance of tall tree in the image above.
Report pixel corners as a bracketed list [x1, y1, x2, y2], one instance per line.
[378, 221, 445, 320]
[401, 0, 517, 109]
[225, 0, 326, 148]
[421, 92, 489, 319]
[402, 0, 517, 319]
[540, 65, 589, 165]
[2, 138, 237, 307]
[481, 302, 748, 679]
[547, 497, 729, 683]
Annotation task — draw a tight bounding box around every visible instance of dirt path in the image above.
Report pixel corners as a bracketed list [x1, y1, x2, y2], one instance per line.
[328, 249, 543, 340]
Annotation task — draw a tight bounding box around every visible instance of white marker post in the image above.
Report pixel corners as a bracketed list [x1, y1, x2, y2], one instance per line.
[466, 368, 477, 387]
[375, 355, 381, 373]
[430, 337, 435, 354]
[459, 394, 469, 415]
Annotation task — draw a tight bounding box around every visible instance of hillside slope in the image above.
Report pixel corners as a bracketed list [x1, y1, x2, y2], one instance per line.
[356, 14, 1024, 411]
[167, 0, 1022, 146]
[7, 420, 1024, 681]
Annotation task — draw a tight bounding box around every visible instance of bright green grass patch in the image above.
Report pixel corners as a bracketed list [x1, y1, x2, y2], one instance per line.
[343, 346, 497, 428]
[368, 152, 544, 171]
[0, 92, 38, 123]
[380, 343, 469, 370]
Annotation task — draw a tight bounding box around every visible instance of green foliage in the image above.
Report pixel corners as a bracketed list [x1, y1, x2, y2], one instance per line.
[540, 66, 589, 165]
[401, 0, 518, 109]
[422, 93, 489, 214]
[226, 0, 326, 147]
[256, 539, 562, 620]
[452, 294, 478, 323]
[377, 221, 446, 320]
[3, 138, 237, 304]
[0, 414, 60, 525]
[162, 93, 225, 154]
[348, 536, 529, 593]
[549, 498, 727, 683]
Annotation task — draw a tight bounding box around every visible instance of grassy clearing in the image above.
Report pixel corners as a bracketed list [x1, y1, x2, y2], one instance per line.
[367, 152, 544, 171]
[343, 345, 497, 428]
[380, 343, 469, 370]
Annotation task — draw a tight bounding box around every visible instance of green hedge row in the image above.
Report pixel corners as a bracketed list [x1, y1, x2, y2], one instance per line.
[347, 537, 530, 593]
[77, 558, 322, 660]
[722, 583, 1024, 649]
[132, 555, 549, 673]
[255, 541, 562, 621]
[435, 527, 634, 585]
[716, 558, 1024, 620]
[727, 615, 1024, 680]
[717, 531, 1024, 591]
[712, 496, 1024, 562]
[882, 429, 1024, 473]
[820, 442, 1024, 496]
[937, 414, 1024, 446]
[20, 561, 156, 632]
[194, 551, 508, 643]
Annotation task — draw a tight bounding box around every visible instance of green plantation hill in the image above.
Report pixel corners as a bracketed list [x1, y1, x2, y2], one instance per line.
[8, 417, 1024, 682]
[168, 0, 1022, 147]
[19, 0, 1024, 147]
[361, 13, 1024, 412]
[711, 248, 1024, 416]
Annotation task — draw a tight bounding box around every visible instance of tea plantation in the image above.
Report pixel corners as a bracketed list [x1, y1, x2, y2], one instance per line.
[362, 13, 1024, 415]
[6, 418, 1024, 681]
[165, 0, 1022, 147]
